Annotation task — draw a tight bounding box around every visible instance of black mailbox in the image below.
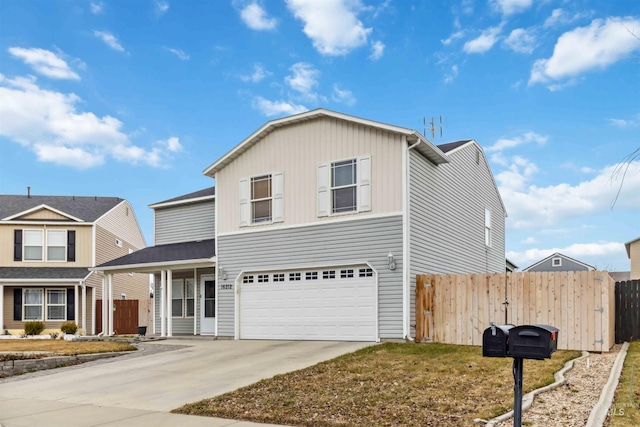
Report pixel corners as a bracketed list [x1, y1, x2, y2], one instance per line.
[508, 324, 559, 360]
[482, 324, 515, 357]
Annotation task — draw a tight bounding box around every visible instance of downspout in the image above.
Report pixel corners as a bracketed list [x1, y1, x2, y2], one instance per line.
[403, 136, 421, 340]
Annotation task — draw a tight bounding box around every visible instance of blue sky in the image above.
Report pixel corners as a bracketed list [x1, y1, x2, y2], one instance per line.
[0, 0, 638, 272]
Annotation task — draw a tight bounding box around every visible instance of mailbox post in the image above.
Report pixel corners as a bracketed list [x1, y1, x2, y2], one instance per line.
[482, 324, 559, 427]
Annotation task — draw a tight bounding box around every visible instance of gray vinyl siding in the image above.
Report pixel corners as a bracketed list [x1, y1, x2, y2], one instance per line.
[526, 257, 591, 272]
[408, 145, 506, 337]
[217, 215, 404, 339]
[154, 200, 215, 245]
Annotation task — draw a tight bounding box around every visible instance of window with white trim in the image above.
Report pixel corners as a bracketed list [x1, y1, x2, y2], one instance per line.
[331, 160, 357, 213]
[24, 289, 44, 320]
[251, 175, 272, 223]
[46, 289, 66, 320]
[47, 230, 66, 261]
[484, 208, 492, 247]
[172, 279, 195, 318]
[24, 230, 44, 261]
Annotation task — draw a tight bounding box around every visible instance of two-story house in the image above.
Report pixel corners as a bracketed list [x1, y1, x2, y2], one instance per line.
[0, 193, 147, 335]
[626, 237, 640, 280]
[93, 109, 506, 342]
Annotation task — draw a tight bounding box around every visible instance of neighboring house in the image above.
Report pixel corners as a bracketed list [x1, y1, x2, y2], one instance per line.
[93, 109, 506, 341]
[522, 252, 595, 272]
[506, 259, 518, 273]
[0, 192, 147, 335]
[626, 236, 640, 280]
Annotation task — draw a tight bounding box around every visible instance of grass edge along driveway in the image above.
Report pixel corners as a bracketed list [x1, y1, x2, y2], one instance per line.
[175, 342, 580, 427]
[607, 341, 640, 426]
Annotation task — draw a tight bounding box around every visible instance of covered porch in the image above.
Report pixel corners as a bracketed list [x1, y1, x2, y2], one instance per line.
[91, 239, 216, 337]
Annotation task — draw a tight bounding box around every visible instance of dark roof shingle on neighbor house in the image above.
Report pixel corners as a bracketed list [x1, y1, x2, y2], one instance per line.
[0, 267, 91, 280]
[437, 140, 472, 153]
[96, 239, 216, 268]
[150, 187, 215, 207]
[0, 194, 124, 222]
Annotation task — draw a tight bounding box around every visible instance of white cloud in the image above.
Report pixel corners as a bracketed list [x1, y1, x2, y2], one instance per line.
[0, 74, 180, 169]
[369, 40, 385, 60]
[239, 2, 277, 30]
[252, 96, 307, 116]
[8, 47, 80, 80]
[521, 236, 538, 244]
[164, 47, 190, 60]
[93, 31, 125, 52]
[491, 0, 532, 16]
[463, 25, 503, 54]
[155, 1, 169, 16]
[441, 30, 464, 45]
[444, 64, 459, 84]
[543, 8, 592, 29]
[607, 113, 640, 127]
[331, 84, 356, 106]
[286, 0, 371, 56]
[503, 28, 536, 54]
[485, 131, 548, 153]
[90, 2, 104, 14]
[285, 62, 320, 100]
[497, 158, 640, 229]
[241, 64, 271, 83]
[529, 17, 640, 87]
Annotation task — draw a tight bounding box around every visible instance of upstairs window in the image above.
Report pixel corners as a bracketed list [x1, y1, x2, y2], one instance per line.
[484, 208, 492, 247]
[24, 230, 44, 261]
[47, 230, 66, 261]
[331, 160, 357, 213]
[251, 175, 272, 223]
[317, 156, 371, 217]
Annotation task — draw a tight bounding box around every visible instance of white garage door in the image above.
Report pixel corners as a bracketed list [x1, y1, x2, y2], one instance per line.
[239, 266, 377, 341]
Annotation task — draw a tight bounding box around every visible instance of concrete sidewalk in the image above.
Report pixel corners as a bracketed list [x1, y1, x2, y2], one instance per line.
[0, 339, 373, 427]
[0, 397, 287, 427]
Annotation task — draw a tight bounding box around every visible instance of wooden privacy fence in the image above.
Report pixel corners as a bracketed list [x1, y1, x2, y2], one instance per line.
[615, 280, 640, 344]
[96, 299, 140, 335]
[416, 271, 615, 352]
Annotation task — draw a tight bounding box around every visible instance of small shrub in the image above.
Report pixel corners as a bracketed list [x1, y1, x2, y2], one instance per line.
[60, 321, 78, 335]
[24, 321, 44, 336]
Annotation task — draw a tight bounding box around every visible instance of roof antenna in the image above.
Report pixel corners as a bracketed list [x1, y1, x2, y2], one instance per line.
[423, 116, 446, 141]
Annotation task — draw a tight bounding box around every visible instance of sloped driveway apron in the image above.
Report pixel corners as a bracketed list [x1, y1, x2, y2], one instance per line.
[0, 339, 373, 426]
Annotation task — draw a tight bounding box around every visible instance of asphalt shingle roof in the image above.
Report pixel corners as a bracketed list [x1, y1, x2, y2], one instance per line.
[437, 140, 472, 153]
[0, 194, 123, 222]
[151, 187, 215, 207]
[0, 267, 90, 280]
[96, 239, 216, 268]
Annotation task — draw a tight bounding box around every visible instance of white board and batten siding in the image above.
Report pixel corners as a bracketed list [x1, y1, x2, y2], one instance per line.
[408, 144, 506, 337]
[154, 200, 215, 245]
[215, 116, 404, 234]
[216, 215, 404, 339]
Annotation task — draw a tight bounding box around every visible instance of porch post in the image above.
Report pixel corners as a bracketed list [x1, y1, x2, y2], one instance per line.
[167, 270, 173, 337]
[74, 283, 79, 329]
[108, 273, 114, 335]
[91, 285, 96, 335]
[193, 268, 198, 336]
[101, 276, 107, 335]
[0, 284, 4, 334]
[160, 270, 166, 337]
[81, 282, 87, 335]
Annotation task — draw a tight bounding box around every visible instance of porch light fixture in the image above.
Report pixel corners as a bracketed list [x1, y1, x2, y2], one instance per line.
[388, 253, 396, 270]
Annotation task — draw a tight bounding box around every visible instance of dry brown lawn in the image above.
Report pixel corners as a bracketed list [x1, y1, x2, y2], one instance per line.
[174, 343, 580, 427]
[607, 341, 640, 427]
[0, 340, 136, 359]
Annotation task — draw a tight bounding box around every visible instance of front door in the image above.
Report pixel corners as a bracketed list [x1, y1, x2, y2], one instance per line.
[200, 275, 216, 335]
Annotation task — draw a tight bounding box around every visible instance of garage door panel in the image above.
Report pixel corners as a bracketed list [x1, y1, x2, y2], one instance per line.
[239, 269, 376, 341]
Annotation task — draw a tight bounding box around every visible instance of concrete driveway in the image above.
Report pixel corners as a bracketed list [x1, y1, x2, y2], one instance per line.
[0, 339, 374, 427]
